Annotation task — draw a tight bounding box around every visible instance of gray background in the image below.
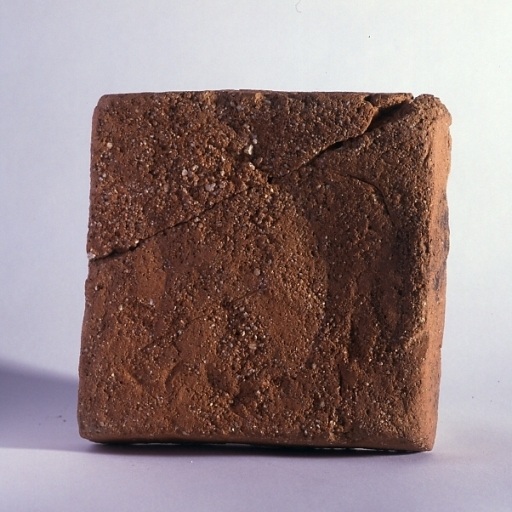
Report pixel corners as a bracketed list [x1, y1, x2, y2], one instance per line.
[1, 1, 511, 510]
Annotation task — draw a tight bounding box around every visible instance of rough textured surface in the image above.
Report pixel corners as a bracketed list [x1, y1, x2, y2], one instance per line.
[78, 90, 451, 451]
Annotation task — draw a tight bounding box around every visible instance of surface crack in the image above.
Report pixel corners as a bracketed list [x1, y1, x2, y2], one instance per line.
[277, 99, 412, 181]
[346, 174, 392, 220]
[91, 184, 255, 263]
[365, 101, 411, 132]
[91, 99, 410, 262]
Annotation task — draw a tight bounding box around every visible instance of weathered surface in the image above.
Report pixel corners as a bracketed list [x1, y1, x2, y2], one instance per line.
[79, 91, 451, 451]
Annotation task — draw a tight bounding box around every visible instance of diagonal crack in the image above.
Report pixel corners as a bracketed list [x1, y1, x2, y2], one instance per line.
[346, 175, 392, 219]
[90, 184, 256, 263]
[91, 99, 410, 263]
[272, 99, 412, 183]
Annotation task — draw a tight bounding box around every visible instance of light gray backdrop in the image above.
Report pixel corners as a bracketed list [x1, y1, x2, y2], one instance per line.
[1, 1, 511, 511]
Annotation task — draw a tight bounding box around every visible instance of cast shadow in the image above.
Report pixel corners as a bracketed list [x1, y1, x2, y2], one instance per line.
[0, 360, 85, 452]
[0, 360, 410, 458]
[91, 442, 408, 459]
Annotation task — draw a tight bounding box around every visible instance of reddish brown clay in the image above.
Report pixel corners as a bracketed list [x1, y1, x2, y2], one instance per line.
[79, 91, 451, 451]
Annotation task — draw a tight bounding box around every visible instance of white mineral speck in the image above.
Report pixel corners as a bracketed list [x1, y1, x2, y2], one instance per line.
[106, 142, 113, 149]
[182, 169, 188, 176]
[87, 251, 96, 260]
[205, 183, 216, 192]
[244, 144, 253, 155]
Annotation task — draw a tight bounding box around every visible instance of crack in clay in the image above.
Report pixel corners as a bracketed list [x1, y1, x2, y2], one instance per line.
[92, 100, 410, 262]
[345, 174, 393, 220]
[90, 184, 255, 263]
[365, 100, 412, 131]
[275, 99, 412, 183]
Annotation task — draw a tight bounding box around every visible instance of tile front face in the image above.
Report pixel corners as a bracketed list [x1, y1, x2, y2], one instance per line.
[79, 91, 451, 451]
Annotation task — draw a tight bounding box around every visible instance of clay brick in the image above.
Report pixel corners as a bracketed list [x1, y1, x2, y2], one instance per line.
[78, 91, 451, 451]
